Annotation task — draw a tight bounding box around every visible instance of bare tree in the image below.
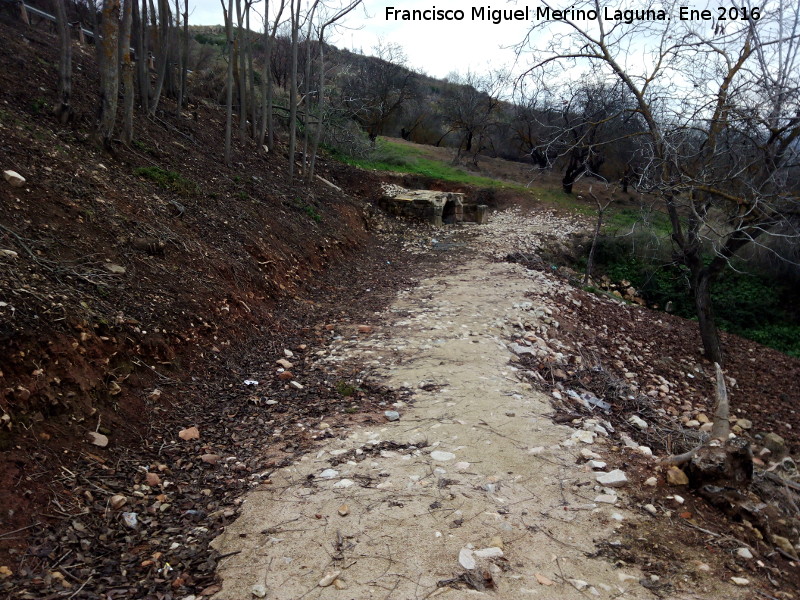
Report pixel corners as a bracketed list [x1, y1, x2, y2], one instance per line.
[97, 0, 121, 148]
[287, 0, 317, 179]
[120, 0, 135, 143]
[519, 0, 800, 364]
[149, 0, 172, 115]
[134, 0, 149, 114]
[258, 0, 287, 149]
[306, 0, 363, 180]
[339, 41, 417, 142]
[221, 0, 235, 165]
[52, 0, 72, 124]
[441, 70, 506, 164]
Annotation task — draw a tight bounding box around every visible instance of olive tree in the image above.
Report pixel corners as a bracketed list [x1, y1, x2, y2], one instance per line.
[518, 0, 800, 365]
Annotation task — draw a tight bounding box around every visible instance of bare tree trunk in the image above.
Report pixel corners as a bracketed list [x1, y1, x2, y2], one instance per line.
[258, 0, 284, 149]
[583, 189, 610, 286]
[257, 1, 271, 147]
[149, 0, 171, 115]
[287, 0, 302, 178]
[307, 33, 325, 181]
[174, 0, 182, 117]
[300, 17, 313, 177]
[19, 0, 30, 25]
[120, 0, 135, 143]
[222, 0, 234, 166]
[235, 0, 247, 144]
[180, 0, 188, 111]
[246, 3, 257, 139]
[135, 0, 149, 113]
[97, 0, 121, 149]
[691, 267, 724, 365]
[52, 0, 73, 124]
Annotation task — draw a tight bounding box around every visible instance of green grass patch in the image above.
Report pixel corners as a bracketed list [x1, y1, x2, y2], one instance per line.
[605, 207, 672, 236]
[333, 139, 519, 189]
[335, 381, 358, 397]
[134, 166, 198, 196]
[589, 234, 800, 356]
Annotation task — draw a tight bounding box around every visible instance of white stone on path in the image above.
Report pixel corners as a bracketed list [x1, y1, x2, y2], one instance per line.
[333, 479, 354, 488]
[595, 469, 628, 487]
[473, 547, 504, 559]
[430, 450, 456, 461]
[458, 548, 476, 570]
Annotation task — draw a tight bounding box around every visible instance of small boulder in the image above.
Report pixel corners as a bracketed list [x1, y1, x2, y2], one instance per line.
[3, 170, 25, 187]
[763, 432, 786, 456]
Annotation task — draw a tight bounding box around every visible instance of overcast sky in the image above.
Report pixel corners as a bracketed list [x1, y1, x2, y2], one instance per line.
[187, 0, 531, 80]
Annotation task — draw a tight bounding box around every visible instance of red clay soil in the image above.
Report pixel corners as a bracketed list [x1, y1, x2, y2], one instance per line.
[0, 12, 400, 583]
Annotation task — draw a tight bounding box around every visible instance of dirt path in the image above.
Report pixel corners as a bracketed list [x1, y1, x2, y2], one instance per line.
[209, 212, 746, 599]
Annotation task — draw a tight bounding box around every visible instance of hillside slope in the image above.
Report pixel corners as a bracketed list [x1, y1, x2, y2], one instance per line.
[0, 13, 404, 568]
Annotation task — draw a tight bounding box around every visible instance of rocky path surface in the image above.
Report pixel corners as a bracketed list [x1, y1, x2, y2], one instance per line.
[209, 212, 746, 599]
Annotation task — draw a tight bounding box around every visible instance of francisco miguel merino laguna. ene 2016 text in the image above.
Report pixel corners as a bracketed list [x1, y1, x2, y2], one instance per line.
[385, 5, 762, 24]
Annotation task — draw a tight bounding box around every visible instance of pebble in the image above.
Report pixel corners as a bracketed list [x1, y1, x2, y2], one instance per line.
[581, 448, 602, 460]
[473, 547, 504, 559]
[276, 359, 293, 369]
[644, 504, 658, 515]
[318, 570, 341, 587]
[458, 548, 476, 570]
[333, 479, 354, 488]
[201, 454, 221, 465]
[628, 415, 648, 430]
[666, 466, 689, 486]
[384, 410, 400, 421]
[430, 450, 455, 461]
[730, 577, 750, 586]
[587, 460, 607, 470]
[283, 349, 294, 358]
[535, 573, 555, 586]
[644, 476, 658, 487]
[145, 472, 161, 487]
[178, 426, 200, 441]
[320, 469, 339, 479]
[289, 381, 304, 390]
[87, 431, 109, 447]
[568, 579, 589, 591]
[122, 512, 138, 528]
[110, 494, 127, 509]
[595, 469, 628, 487]
[736, 548, 753, 559]
[572, 430, 595, 444]
[595, 494, 617, 504]
[251, 584, 267, 598]
[338, 504, 350, 516]
[618, 573, 638, 583]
